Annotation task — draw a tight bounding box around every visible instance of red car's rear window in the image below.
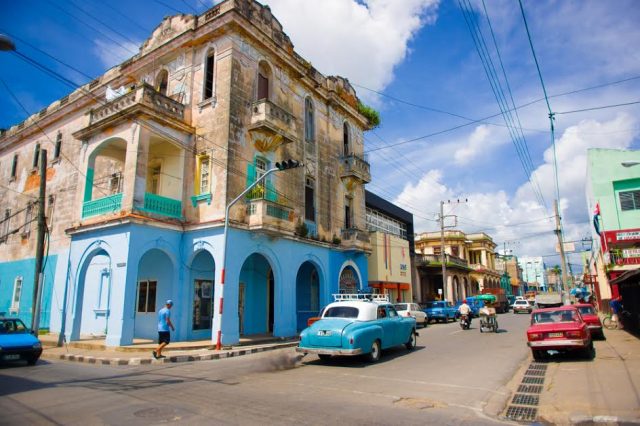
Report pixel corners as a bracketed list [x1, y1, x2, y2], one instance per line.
[532, 309, 580, 324]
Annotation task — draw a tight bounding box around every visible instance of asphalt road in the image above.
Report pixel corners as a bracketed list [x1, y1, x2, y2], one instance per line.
[0, 313, 533, 425]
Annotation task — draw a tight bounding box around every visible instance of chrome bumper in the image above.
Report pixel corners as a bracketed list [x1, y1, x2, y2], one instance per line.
[296, 347, 363, 356]
[528, 338, 589, 348]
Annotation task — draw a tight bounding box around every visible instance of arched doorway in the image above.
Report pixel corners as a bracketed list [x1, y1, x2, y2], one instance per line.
[339, 265, 359, 293]
[238, 253, 274, 336]
[190, 250, 215, 334]
[135, 249, 174, 339]
[77, 249, 111, 338]
[296, 261, 320, 331]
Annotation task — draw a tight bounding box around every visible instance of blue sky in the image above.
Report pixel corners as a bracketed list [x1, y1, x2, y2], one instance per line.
[2, 0, 640, 273]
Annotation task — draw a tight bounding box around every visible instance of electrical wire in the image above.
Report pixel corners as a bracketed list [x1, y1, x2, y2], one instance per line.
[555, 100, 640, 115]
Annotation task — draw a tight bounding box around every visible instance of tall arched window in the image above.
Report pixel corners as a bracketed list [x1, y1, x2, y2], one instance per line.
[304, 97, 315, 143]
[257, 61, 271, 101]
[343, 122, 351, 156]
[156, 69, 169, 95]
[203, 49, 215, 100]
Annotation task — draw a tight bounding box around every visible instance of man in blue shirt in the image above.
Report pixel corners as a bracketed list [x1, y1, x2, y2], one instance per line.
[153, 300, 175, 359]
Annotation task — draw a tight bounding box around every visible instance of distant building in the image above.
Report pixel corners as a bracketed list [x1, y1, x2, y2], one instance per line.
[585, 148, 640, 329]
[365, 191, 415, 302]
[496, 254, 524, 296]
[414, 230, 500, 302]
[518, 257, 547, 291]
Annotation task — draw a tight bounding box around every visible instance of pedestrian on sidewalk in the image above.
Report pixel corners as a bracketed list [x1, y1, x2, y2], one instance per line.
[153, 300, 175, 359]
[610, 296, 623, 329]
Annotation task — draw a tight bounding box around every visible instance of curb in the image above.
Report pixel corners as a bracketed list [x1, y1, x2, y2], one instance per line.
[41, 341, 299, 366]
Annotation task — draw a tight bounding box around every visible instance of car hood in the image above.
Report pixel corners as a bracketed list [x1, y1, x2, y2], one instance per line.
[0, 333, 40, 348]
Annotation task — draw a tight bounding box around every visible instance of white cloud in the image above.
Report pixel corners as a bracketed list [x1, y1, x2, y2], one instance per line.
[260, 0, 439, 103]
[453, 124, 507, 165]
[93, 39, 140, 68]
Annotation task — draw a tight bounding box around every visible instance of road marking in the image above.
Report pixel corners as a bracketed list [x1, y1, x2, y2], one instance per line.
[450, 330, 463, 335]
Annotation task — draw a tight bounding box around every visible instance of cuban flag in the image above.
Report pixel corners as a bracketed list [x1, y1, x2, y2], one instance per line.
[593, 202, 601, 236]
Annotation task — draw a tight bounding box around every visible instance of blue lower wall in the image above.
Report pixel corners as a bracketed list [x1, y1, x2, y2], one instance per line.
[0, 255, 58, 329]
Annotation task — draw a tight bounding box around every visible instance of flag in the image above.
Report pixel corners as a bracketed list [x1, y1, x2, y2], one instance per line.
[593, 202, 601, 236]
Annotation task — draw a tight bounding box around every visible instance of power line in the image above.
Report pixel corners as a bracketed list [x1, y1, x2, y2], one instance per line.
[555, 100, 640, 115]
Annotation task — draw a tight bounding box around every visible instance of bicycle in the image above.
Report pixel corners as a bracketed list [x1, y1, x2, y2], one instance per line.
[603, 310, 631, 330]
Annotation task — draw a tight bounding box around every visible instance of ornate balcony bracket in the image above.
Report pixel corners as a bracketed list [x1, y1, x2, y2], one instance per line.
[340, 154, 371, 184]
[246, 198, 295, 236]
[248, 99, 298, 149]
[340, 228, 371, 252]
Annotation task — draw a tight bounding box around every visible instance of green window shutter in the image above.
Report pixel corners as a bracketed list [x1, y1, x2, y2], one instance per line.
[266, 177, 277, 202]
[246, 163, 256, 187]
[84, 168, 94, 202]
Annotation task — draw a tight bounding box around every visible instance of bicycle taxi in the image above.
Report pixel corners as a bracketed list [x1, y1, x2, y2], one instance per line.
[477, 294, 499, 333]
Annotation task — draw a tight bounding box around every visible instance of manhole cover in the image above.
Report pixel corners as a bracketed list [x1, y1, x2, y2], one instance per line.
[525, 369, 546, 376]
[505, 405, 537, 422]
[512, 393, 539, 406]
[134, 407, 180, 422]
[522, 376, 545, 385]
[517, 384, 543, 394]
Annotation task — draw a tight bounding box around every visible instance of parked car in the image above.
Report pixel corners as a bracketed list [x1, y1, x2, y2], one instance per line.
[526, 306, 594, 361]
[297, 294, 417, 363]
[394, 303, 428, 327]
[575, 303, 604, 339]
[423, 301, 457, 323]
[513, 299, 533, 314]
[0, 317, 43, 366]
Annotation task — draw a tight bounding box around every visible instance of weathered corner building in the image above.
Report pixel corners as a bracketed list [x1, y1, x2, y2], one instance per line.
[0, 0, 373, 346]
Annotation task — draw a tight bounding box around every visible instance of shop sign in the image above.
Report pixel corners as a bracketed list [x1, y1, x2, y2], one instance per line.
[617, 230, 640, 241]
[623, 248, 640, 258]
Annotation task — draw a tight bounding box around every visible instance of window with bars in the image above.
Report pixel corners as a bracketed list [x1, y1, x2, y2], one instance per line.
[197, 155, 211, 195]
[619, 190, 640, 211]
[11, 277, 23, 313]
[365, 208, 407, 239]
[22, 203, 33, 237]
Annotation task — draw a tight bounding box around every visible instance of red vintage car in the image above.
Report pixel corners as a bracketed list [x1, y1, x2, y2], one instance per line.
[575, 303, 604, 340]
[526, 306, 594, 361]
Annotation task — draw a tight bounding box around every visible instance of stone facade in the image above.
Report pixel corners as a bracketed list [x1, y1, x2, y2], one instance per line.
[0, 0, 372, 345]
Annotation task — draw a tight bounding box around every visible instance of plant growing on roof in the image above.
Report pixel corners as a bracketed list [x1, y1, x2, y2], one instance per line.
[357, 101, 380, 129]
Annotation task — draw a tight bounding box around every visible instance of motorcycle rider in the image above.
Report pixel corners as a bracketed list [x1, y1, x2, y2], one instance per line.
[458, 299, 472, 327]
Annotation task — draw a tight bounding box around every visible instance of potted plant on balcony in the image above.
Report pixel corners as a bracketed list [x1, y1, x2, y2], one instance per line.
[295, 221, 308, 238]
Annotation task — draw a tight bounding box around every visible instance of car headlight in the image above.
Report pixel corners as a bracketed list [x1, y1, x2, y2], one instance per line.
[33, 342, 42, 349]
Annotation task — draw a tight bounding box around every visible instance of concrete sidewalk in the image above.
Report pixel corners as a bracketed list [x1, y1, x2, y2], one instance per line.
[536, 328, 640, 425]
[39, 334, 299, 366]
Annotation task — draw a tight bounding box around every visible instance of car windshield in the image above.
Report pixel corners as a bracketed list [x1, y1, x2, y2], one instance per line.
[532, 310, 579, 324]
[577, 306, 595, 315]
[516, 301, 528, 305]
[394, 304, 408, 311]
[323, 306, 359, 319]
[0, 319, 29, 334]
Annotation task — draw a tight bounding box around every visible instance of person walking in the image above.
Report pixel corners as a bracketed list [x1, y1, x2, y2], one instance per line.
[153, 300, 175, 359]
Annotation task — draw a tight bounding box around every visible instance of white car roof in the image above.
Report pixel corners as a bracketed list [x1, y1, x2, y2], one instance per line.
[322, 300, 391, 321]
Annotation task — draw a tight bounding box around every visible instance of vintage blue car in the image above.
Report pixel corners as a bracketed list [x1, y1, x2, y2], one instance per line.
[0, 317, 43, 365]
[296, 294, 417, 363]
[423, 301, 458, 323]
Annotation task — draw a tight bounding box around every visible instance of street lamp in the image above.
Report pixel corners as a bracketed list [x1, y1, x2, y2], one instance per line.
[214, 159, 302, 350]
[621, 161, 640, 168]
[0, 34, 15, 51]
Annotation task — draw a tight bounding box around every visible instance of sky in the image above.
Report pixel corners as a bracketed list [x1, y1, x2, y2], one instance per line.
[1, 0, 640, 274]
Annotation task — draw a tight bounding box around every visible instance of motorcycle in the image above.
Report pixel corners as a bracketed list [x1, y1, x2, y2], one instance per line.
[460, 314, 471, 330]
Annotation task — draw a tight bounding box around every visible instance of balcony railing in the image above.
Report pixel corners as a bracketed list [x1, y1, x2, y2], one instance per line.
[609, 249, 640, 267]
[340, 154, 371, 183]
[246, 198, 295, 234]
[341, 228, 371, 251]
[139, 193, 182, 219]
[82, 193, 123, 219]
[418, 254, 470, 269]
[79, 83, 185, 136]
[249, 98, 298, 143]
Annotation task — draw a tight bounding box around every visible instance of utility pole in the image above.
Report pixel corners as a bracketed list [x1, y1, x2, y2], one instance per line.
[31, 149, 47, 333]
[440, 201, 446, 302]
[554, 200, 570, 304]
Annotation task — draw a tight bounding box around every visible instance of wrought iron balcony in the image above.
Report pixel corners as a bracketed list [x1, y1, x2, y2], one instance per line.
[418, 254, 470, 270]
[248, 99, 298, 144]
[340, 154, 371, 184]
[246, 198, 295, 235]
[340, 228, 371, 252]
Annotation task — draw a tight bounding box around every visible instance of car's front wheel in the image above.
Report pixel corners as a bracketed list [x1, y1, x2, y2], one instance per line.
[367, 340, 381, 363]
[405, 330, 417, 350]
